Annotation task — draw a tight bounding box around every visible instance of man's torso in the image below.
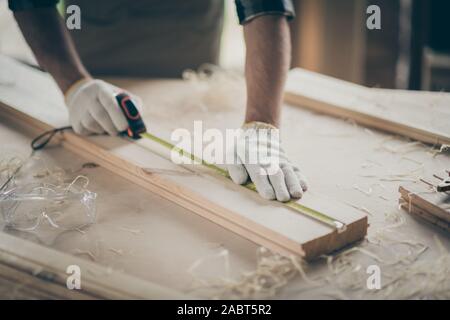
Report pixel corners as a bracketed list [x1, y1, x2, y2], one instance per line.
[66, 0, 224, 77]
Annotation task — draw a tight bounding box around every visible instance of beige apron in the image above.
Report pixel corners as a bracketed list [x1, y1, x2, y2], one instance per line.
[66, 0, 224, 77]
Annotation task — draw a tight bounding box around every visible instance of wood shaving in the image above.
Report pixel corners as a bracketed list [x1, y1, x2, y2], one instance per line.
[187, 247, 315, 299]
[212, 248, 314, 299]
[119, 227, 142, 235]
[109, 248, 124, 255]
[359, 165, 424, 182]
[353, 184, 373, 196]
[74, 249, 96, 261]
[143, 168, 197, 176]
[74, 228, 86, 234]
[401, 156, 423, 165]
[364, 128, 375, 136]
[344, 202, 373, 216]
[376, 139, 426, 155]
[186, 210, 448, 299]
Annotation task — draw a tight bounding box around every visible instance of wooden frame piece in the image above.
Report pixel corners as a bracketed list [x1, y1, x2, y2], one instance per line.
[284, 68, 450, 146]
[0, 55, 368, 263]
[0, 232, 187, 299]
[399, 184, 450, 234]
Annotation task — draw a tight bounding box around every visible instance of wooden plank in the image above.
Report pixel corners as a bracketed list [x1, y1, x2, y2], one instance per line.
[0, 263, 92, 299]
[284, 68, 450, 146]
[0, 55, 368, 259]
[399, 203, 450, 234]
[399, 184, 450, 224]
[0, 232, 188, 299]
[399, 176, 450, 233]
[0, 102, 308, 258]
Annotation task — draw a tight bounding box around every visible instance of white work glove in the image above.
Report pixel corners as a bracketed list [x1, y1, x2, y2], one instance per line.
[65, 79, 142, 136]
[226, 122, 308, 202]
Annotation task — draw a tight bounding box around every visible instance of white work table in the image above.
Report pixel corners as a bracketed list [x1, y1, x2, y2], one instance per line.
[0, 75, 449, 299]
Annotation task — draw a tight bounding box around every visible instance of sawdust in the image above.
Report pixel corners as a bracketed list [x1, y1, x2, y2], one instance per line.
[142, 168, 198, 176]
[74, 249, 97, 261]
[198, 247, 315, 300]
[376, 138, 427, 155]
[353, 184, 373, 196]
[109, 248, 124, 256]
[187, 209, 449, 300]
[118, 227, 142, 235]
[344, 201, 374, 216]
[186, 247, 318, 299]
[147, 64, 245, 119]
[401, 156, 423, 165]
[359, 164, 424, 183]
[320, 214, 449, 299]
[181, 64, 246, 112]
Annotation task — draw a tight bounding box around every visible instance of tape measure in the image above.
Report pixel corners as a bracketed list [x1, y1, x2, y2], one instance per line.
[31, 92, 347, 233]
[117, 93, 347, 233]
[115, 92, 147, 139]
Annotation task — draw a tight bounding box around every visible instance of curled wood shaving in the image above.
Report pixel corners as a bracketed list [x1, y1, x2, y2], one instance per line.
[109, 248, 124, 256]
[353, 184, 373, 196]
[143, 168, 197, 176]
[119, 227, 142, 235]
[187, 247, 315, 299]
[344, 201, 374, 216]
[401, 156, 423, 165]
[187, 209, 448, 300]
[376, 138, 426, 155]
[74, 249, 96, 261]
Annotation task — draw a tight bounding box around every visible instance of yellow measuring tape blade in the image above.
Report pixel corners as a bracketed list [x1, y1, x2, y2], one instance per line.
[140, 132, 346, 233]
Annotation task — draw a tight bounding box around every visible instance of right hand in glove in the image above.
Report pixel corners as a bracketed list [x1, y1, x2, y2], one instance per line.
[64, 78, 143, 136]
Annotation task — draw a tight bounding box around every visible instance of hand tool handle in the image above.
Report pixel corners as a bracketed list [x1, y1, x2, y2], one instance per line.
[115, 92, 147, 139]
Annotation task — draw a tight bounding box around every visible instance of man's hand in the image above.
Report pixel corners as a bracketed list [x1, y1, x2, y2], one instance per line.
[227, 122, 308, 202]
[65, 79, 141, 136]
[13, 7, 142, 136]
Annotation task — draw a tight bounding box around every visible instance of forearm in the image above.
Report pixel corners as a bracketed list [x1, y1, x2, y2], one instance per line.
[243, 16, 291, 127]
[14, 8, 90, 93]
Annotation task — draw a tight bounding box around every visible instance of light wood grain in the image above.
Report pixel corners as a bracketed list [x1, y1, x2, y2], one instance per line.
[285, 68, 450, 146]
[399, 185, 450, 224]
[0, 232, 187, 299]
[0, 55, 368, 260]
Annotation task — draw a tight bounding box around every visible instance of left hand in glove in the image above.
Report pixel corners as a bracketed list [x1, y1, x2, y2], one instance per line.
[226, 121, 308, 202]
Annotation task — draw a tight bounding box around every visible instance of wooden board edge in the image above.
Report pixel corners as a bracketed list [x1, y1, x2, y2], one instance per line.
[0, 95, 366, 260]
[284, 92, 450, 146]
[399, 186, 450, 223]
[0, 232, 189, 299]
[0, 262, 94, 299]
[302, 215, 368, 259]
[399, 203, 450, 233]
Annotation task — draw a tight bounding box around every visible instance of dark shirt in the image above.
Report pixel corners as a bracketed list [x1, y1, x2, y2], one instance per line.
[8, 0, 295, 77]
[9, 0, 295, 24]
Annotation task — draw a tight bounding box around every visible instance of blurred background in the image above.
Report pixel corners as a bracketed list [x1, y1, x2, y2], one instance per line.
[1, 0, 449, 91]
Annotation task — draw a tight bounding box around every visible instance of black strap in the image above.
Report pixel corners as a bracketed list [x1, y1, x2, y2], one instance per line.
[31, 126, 72, 151]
